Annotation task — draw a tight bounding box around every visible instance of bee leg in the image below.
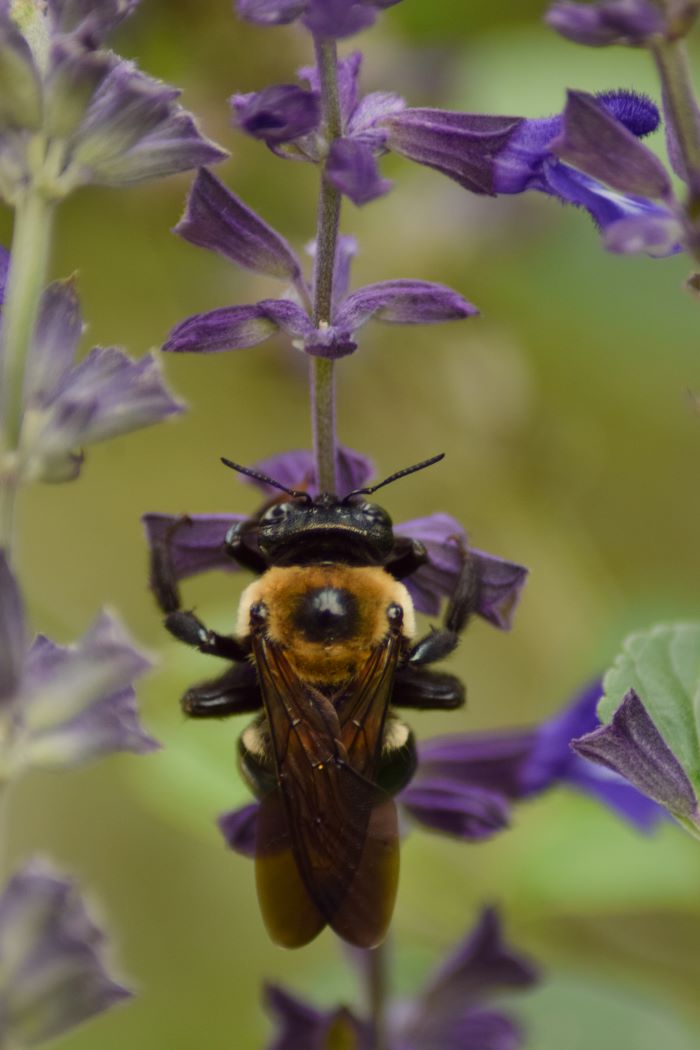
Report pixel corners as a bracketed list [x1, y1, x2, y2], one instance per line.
[406, 547, 480, 667]
[384, 536, 428, 580]
[224, 519, 268, 575]
[165, 610, 251, 661]
[150, 517, 251, 661]
[182, 663, 261, 719]
[391, 667, 465, 710]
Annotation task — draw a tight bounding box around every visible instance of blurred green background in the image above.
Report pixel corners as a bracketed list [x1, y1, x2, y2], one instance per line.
[6, 0, 700, 1046]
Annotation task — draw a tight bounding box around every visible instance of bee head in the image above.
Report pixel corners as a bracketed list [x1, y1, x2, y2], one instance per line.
[256, 493, 394, 564]
[221, 452, 444, 565]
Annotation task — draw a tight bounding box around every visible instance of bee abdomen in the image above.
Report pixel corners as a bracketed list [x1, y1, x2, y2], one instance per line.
[292, 586, 360, 644]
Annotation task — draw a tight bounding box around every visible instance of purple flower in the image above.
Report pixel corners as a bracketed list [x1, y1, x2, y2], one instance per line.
[383, 89, 682, 255]
[236, 0, 402, 40]
[233, 53, 404, 204]
[265, 907, 538, 1050]
[0, 551, 158, 772]
[10, 277, 183, 483]
[545, 0, 696, 47]
[232, 84, 321, 148]
[143, 447, 525, 621]
[405, 680, 666, 841]
[572, 689, 700, 832]
[164, 171, 476, 359]
[0, 859, 131, 1045]
[0, 3, 225, 202]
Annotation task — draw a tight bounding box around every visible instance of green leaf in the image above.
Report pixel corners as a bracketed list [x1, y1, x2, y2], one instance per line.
[601, 623, 700, 786]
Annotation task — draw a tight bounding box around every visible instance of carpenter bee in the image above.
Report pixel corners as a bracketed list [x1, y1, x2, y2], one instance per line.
[149, 454, 478, 949]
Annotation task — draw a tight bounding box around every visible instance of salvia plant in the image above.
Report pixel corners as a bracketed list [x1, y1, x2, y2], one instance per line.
[0, 0, 696, 1046]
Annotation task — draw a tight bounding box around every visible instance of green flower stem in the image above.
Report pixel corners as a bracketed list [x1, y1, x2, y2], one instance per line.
[310, 35, 343, 494]
[366, 942, 389, 1050]
[2, 189, 54, 448]
[650, 36, 700, 252]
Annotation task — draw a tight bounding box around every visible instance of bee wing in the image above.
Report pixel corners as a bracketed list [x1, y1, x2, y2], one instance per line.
[252, 632, 400, 948]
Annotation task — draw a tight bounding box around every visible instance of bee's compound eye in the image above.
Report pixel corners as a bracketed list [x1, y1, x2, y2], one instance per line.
[261, 501, 293, 524]
[361, 502, 391, 526]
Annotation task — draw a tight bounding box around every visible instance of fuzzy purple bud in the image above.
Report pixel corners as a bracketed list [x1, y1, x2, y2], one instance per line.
[232, 83, 321, 146]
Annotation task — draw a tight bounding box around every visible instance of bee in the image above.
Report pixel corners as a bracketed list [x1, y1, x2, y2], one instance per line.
[149, 454, 478, 949]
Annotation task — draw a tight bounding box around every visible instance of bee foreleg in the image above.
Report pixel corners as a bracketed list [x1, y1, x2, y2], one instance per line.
[406, 547, 479, 667]
[164, 610, 251, 662]
[182, 663, 261, 718]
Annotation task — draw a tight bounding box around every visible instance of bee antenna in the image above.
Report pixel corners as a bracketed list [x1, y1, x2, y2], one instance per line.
[220, 458, 312, 502]
[345, 452, 445, 499]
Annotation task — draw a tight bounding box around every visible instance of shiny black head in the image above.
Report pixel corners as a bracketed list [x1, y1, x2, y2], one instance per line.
[221, 453, 444, 566]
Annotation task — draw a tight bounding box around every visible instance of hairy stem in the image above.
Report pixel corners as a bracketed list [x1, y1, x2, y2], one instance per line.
[0, 188, 54, 555]
[366, 943, 389, 1050]
[650, 36, 700, 253]
[310, 35, 343, 494]
[1, 189, 54, 449]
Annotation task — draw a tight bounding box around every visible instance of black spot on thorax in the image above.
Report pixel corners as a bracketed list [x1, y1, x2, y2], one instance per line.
[292, 587, 360, 644]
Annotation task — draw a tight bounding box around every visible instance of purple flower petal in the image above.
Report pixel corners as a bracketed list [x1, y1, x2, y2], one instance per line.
[349, 89, 406, 138]
[174, 168, 302, 281]
[0, 551, 25, 703]
[545, 0, 667, 47]
[0, 243, 9, 305]
[326, 136, 392, 205]
[473, 550, 528, 630]
[422, 907, 539, 1011]
[519, 679, 605, 795]
[45, 42, 117, 151]
[236, 0, 306, 25]
[218, 803, 259, 857]
[395, 514, 527, 627]
[603, 212, 684, 255]
[302, 0, 377, 38]
[414, 1009, 523, 1050]
[552, 89, 672, 199]
[265, 983, 371, 1050]
[399, 778, 511, 841]
[336, 279, 477, 329]
[232, 83, 321, 146]
[25, 278, 83, 402]
[141, 513, 245, 580]
[416, 730, 537, 799]
[302, 323, 358, 358]
[26, 348, 183, 481]
[86, 105, 227, 186]
[248, 445, 374, 497]
[71, 61, 226, 186]
[0, 860, 131, 1046]
[162, 303, 284, 354]
[299, 51, 362, 126]
[565, 756, 667, 831]
[572, 689, 700, 824]
[0, 17, 42, 131]
[540, 159, 675, 237]
[19, 611, 155, 769]
[305, 233, 357, 312]
[48, 0, 141, 42]
[384, 108, 522, 195]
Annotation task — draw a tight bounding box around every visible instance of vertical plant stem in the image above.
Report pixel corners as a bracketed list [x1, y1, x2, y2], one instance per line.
[366, 943, 389, 1050]
[310, 36, 343, 493]
[650, 36, 700, 255]
[0, 188, 54, 555]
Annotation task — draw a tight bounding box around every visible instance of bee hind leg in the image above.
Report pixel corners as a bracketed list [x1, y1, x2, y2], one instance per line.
[182, 663, 261, 718]
[391, 667, 465, 710]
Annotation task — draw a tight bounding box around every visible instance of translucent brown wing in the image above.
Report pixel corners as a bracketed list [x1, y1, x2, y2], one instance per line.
[252, 630, 401, 948]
